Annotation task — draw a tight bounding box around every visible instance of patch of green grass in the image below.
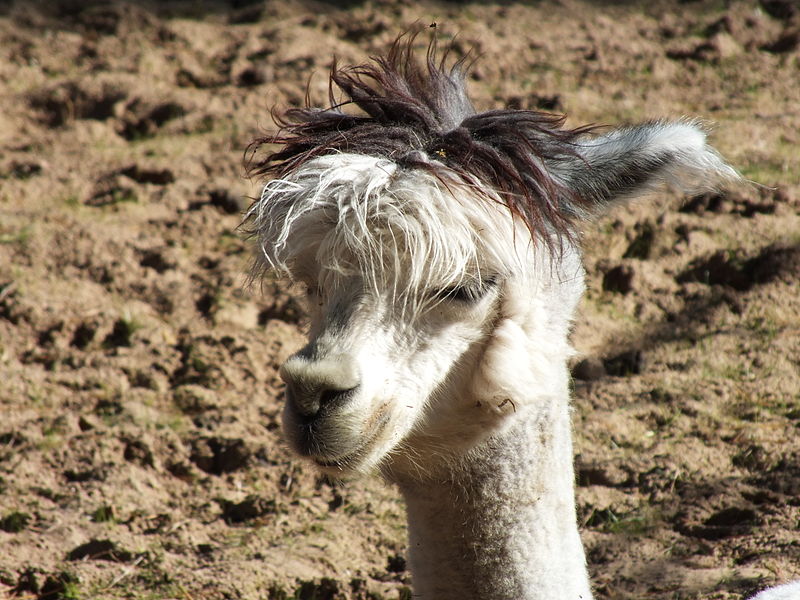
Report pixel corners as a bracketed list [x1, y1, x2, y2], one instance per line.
[343, 501, 372, 516]
[585, 505, 662, 536]
[739, 144, 800, 185]
[718, 362, 755, 382]
[398, 587, 413, 600]
[268, 583, 291, 600]
[42, 415, 69, 437]
[112, 188, 138, 204]
[63, 195, 81, 208]
[649, 406, 681, 430]
[38, 416, 69, 451]
[154, 413, 189, 433]
[0, 225, 31, 245]
[307, 522, 325, 534]
[746, 315, 781, 344]
[740, 163, 798, 186]
[38, 430, 65, 451]
[39, 571, 82, 600]
[91, 505, 117, 523]
[0, 510, 32, 533]
[60, 579, 81, 600]
[103, 314, 144, 349]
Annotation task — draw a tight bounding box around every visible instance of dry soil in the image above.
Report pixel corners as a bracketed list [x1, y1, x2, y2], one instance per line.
[1, 1, 799, 599]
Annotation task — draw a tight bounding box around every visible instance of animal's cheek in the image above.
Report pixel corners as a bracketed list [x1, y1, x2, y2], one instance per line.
[385, 333, 462, 391]
[471, 318, 536, 406]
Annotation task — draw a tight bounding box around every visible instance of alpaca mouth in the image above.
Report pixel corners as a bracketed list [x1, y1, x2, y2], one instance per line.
[312, 410, 391, 471]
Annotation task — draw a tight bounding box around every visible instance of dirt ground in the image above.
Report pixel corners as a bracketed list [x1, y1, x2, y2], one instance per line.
[1, 1, 798, 599]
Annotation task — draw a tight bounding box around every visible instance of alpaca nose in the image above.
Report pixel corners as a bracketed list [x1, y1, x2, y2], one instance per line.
[280, 353, 361, 420]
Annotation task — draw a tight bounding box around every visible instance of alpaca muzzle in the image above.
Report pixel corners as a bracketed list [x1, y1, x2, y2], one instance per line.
[280, 353, 361, 422]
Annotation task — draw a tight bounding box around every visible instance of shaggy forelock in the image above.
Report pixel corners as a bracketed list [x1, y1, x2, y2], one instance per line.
[246, 32, 596, 246]
[246, 153, 525, 309]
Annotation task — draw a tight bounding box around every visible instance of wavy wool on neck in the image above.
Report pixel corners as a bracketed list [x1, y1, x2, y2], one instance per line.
[243, 33, 797, 600]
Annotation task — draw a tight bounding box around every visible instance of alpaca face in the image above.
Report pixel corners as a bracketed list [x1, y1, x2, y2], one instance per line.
[250, 154, 578, 476]
[279, 266, 506, 476]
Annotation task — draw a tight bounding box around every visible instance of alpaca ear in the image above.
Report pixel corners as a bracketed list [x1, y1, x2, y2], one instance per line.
[552, 120, 740, 216]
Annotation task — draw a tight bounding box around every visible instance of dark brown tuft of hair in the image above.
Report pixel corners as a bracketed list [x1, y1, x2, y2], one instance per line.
[246, 31, 596, 244]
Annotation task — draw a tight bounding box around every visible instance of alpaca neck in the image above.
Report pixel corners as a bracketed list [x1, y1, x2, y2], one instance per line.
[395, 392, 592, 600]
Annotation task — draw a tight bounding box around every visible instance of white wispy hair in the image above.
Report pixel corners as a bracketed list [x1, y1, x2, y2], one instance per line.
[247, 153, 528, 312]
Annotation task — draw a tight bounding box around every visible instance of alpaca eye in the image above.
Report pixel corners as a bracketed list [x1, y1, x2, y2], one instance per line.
[303, 283, 322, 298]
[302, 283, 324, 307]
[436, 277, 498, 303]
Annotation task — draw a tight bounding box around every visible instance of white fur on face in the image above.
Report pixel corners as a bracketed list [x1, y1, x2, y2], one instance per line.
[249, 154, 582, 476]
[247, 154, 526, 315]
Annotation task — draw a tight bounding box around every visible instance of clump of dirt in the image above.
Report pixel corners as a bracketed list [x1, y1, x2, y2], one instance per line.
[1, 1, 799, 599]
[678, 243, 800, 291]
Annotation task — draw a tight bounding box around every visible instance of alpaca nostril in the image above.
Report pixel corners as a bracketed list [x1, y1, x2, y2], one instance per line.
[286, 382, 359, 421]
[318, 386, 358, 411]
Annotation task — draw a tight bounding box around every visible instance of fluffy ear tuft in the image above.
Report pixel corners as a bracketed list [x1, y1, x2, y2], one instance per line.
[552, 120, 740, 217]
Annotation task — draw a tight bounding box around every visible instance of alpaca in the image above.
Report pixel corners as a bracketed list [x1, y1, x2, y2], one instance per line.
[244, 36, 799, 600]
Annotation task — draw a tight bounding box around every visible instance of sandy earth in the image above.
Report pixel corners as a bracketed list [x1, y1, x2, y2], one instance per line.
[0, 1, 798, 599]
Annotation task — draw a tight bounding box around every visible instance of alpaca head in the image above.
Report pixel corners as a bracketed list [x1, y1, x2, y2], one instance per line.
[245, 35, 738, 480]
